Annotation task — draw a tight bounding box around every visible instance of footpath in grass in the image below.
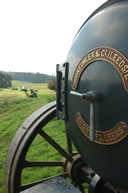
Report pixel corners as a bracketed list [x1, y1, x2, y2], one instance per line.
[0, 84, 62, 193]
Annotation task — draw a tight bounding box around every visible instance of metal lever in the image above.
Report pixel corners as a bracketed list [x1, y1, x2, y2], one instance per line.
[70, 91, 98, 141]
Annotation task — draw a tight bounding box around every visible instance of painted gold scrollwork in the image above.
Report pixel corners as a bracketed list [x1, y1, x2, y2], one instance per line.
[75, 112, 128, 145]
[72, 47, 128, 91]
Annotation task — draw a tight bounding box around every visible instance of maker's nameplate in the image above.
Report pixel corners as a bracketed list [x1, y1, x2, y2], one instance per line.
[72, 47, 128, 91]
[75, 112, 128, 145]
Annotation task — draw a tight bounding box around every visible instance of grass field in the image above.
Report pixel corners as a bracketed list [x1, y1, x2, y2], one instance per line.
[0, 81, 70, 193]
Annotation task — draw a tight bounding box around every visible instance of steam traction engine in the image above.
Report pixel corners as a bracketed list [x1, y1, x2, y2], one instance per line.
[5, 0, 128, 192]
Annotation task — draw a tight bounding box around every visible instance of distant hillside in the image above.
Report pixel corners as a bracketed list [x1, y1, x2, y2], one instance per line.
[8, 72, 55, 83]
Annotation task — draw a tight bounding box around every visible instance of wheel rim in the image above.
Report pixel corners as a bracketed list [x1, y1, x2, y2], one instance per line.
[5, 101, 80, 193]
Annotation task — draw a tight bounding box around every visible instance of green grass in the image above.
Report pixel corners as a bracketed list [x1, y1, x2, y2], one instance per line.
[11, 80, 49, 90]
[0, 81, 87, 193]
[0, 82, 59, 193]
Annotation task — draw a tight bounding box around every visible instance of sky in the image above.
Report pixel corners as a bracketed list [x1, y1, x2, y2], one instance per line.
[0, 0, 106, 75]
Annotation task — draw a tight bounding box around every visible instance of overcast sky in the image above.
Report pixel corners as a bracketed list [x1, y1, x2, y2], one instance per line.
[0, 0, 106, 75]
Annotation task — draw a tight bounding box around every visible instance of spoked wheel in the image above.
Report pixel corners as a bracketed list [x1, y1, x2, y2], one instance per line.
[5, 101, 88, 193]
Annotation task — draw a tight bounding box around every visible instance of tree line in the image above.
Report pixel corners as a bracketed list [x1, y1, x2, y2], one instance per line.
[0, 72, 12, 88]
[8, 72, 55, 83]
[0, 71, 56, 88]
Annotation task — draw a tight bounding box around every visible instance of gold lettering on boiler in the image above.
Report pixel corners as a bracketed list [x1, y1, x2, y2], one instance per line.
[72, 47, 128, 91]
[75, 112, 128, 145]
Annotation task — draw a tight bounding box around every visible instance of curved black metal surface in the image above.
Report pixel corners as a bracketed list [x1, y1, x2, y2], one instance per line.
[5, 101, 75, 193]
[75, 0, 127, 39]
[64, 0, 128, 191]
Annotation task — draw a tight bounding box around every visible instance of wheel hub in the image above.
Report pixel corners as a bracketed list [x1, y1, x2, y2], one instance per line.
[62, 154, 88, 184]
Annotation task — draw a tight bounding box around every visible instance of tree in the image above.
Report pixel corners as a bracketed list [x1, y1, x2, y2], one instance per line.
[48, 80, 56, 90]
[0, 72, 12, 88]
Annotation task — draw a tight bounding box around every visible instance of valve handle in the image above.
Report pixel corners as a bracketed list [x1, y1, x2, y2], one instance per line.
[70, 91, 99, 141]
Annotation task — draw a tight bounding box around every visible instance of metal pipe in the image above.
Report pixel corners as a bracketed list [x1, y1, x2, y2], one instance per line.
[90, 103, 95, 141]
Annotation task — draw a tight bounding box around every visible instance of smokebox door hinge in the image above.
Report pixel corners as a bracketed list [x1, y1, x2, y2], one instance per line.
[56, 62, 69, 120]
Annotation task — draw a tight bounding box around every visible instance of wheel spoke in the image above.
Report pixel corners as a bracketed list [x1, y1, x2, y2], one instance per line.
[22, 160, 63, 168]
[66, 130, 73, 155]
[20, 173, 69, 191]
[39, 129, 73, 163]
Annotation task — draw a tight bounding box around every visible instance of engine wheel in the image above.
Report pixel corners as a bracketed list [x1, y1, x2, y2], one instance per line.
[5, 101, 87, 193]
